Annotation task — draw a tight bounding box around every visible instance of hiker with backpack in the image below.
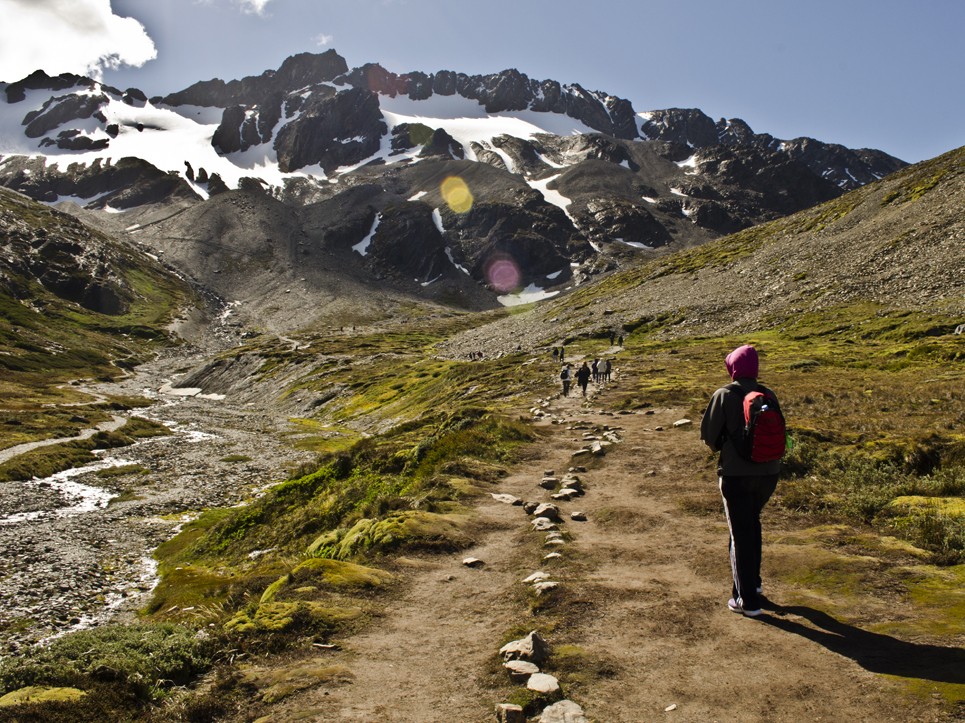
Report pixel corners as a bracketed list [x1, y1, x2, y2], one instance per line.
[699, 344, 786, 618]
[560, 364, 572, 396]
[576, 361, 592, 396]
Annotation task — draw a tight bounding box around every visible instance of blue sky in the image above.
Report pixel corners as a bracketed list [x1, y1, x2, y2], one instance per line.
[2, 0, 963, 163]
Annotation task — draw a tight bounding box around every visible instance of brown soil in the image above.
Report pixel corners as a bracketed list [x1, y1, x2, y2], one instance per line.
[243, 372, 957, 723]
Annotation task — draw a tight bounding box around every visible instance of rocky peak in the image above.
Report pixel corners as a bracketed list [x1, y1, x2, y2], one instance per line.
[3, 69, 101, 103]
[273, 87, 385, 173]
[336, 63, 410, 97]
[639, 108, 719, 147]
[159, 49, 348, 108]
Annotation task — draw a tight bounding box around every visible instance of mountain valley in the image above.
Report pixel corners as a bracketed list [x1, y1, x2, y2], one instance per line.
[0, 51, 962, 722]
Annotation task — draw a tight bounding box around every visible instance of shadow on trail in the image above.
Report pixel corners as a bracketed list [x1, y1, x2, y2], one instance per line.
[758, 602, 965, 685]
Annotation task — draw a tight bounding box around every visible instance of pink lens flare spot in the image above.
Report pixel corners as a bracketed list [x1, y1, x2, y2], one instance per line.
[485, 256, 521, 293]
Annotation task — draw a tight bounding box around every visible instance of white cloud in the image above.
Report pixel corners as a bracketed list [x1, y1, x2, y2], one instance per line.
[0, 0, 156, 83]
[315, 33, 334, 47]
[237, 0, 273, 15]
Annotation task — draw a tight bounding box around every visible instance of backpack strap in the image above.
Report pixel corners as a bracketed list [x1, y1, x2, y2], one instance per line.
[720, 382, 748, 445]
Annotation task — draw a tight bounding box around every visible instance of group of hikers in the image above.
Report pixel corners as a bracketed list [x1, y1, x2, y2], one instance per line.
[559, 357, 612, 397]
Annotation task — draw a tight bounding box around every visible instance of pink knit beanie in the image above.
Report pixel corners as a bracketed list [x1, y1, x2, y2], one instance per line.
[725, 345, 759, 380]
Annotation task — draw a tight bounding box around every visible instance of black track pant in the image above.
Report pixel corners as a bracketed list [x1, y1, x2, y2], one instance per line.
[719, 474, 778, 611]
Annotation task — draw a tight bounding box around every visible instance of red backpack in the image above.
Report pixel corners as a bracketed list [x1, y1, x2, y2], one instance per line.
[728, 384, 786, 463]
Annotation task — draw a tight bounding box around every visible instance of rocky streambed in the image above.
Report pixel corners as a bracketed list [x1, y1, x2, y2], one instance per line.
[0, 350, 314, 653]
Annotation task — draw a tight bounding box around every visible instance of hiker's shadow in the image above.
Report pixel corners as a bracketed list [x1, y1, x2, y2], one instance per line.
[759, 602, 965, 685]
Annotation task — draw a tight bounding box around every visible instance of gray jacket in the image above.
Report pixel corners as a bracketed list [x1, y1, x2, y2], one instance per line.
[700, 377, 782, 477]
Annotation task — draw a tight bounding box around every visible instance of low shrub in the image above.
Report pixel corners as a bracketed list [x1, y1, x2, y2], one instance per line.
[0, 623, 216, 703]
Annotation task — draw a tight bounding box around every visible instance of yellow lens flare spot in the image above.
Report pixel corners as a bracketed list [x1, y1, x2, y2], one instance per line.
[440, 176, 473, 213]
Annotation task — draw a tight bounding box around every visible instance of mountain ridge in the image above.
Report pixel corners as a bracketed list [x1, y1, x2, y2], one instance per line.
[0, 50, 912, 320]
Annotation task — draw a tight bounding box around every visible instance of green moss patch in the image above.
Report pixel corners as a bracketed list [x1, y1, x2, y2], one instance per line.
[145, 563, 274, 623]
[0, 686, 87, 707]
[888, 496, 965, 517]
[225, 601, 362, 636]
[306, 510, 475, 560]
[291, 557, 395, 589]
[881, 565, 965, 638]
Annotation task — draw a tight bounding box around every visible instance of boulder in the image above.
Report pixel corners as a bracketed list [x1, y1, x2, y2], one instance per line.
[503, 659, 539, 682]
[363, 204, 452, 281]
[499, 631, 550, 665]
[533, 503, 561, 522]
[532, 517, 558, 532]
[491, 493, 522, 505]
[526, 673, 561, 696]
[533, 581, 560, 595]
[496, 703, 526, 723]
[539, 699, 588, 723]
[419, 127, 465, 159]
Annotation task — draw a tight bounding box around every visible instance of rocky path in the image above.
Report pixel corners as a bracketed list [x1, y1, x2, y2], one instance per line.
[247, 373, 931, 722]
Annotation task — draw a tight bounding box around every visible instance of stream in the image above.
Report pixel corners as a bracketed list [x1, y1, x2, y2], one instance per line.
[0, 350, 313, 652]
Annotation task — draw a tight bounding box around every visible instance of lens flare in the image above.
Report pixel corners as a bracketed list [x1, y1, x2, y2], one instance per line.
[484, 254, 521, 293]
[440, 176, 473, 213]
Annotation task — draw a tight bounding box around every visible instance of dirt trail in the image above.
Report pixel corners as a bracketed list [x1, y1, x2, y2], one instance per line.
[250, 372, 945, 723]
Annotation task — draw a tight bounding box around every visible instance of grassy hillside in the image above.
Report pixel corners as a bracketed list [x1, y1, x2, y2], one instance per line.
[0, 187, 199, 449]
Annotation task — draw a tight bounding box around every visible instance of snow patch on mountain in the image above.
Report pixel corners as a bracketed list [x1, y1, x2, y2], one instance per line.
[353, 213, 380, 256]
[528, 173, 575, 222]
[378, 94, 596, 154]
[497, 283, 560, 307]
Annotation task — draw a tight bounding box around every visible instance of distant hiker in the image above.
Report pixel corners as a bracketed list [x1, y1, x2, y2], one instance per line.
[559, 346, 565, 363]
[700, 344, 784, 618]
[591, 359, 599, 383]
[610, 332, 615, 345]
[560, 364, 572, 396]
[618, 335, 623, 346]
[552, 347, 559, 361]
[604, 358, 612, 382]
[576, 361, 592, 396]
